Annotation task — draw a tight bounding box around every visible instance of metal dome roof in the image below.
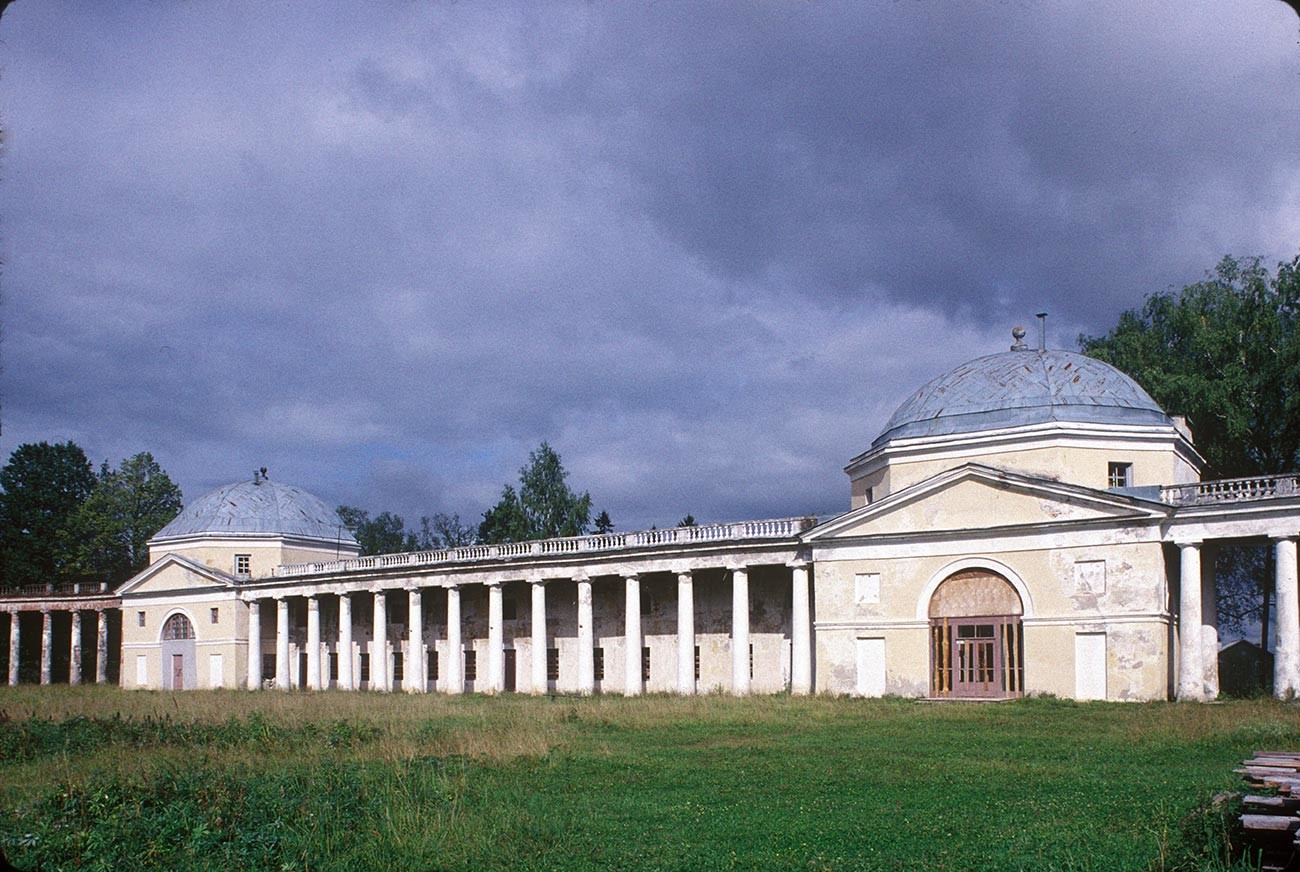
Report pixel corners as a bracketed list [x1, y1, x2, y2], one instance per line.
[152, 476, 357, 543]
[873, 349, 1171, 447]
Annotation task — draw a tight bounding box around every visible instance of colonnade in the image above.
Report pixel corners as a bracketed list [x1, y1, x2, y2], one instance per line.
[4, 607, 113, 687]
[246, 563, 814, 695]
[1175, 536, 1300, 702]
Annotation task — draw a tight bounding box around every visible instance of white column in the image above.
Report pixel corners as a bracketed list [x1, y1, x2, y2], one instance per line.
[531, 579, 547, 694]
[95, 609, 109, 684]
[445, 586, 463, 694]
[69, 610, 83, 687]
[624, 574, 642, 696]
[8, 612, 20, 687]
[372, 591, 389, 692]
[791, 562, 812, 695]
[677, 571, 695, 694]
[1201, 544, 1219, 699]
[338, 594, 354, 690]
[1176, 542, 1204, 701]
[732, 568, 750, 695]
[408, 588, 425, 693]
[40, 610, 52, 686]
[275, 598, 290, 691]
[247, 600, 263, 690]
[306, 596, 321, 691]
[1274, 537, 1300, 699]
[487, 583, 504, 693]
[577, 576, 594, 695]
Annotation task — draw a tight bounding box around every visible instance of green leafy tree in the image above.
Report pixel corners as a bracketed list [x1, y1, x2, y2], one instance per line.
[592, 509, 615, 535]
[1081, 254, 1300, 478]
[1081, 252, 1300, 644]
[478, 443, 593, 543]
[61, 452, 183, 586]
[417, 512, 476, 549]
[0, 441, 97, 589]
[336, 505, 418, 555]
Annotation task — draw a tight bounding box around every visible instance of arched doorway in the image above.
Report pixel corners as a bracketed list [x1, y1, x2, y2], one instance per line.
[929, 569, 1024, 698]
[161, 612, 196, 690]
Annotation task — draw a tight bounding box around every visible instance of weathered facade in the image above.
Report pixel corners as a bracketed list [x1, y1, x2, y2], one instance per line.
[6, 334, 1300, 701]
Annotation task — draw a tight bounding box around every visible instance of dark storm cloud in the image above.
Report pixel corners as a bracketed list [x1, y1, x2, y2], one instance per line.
[1, 1, 1296, 531]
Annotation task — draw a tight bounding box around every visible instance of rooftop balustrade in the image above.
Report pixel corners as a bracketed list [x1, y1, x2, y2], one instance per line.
[1160, 473, 1300, 506]
[271, 516, 818, 579]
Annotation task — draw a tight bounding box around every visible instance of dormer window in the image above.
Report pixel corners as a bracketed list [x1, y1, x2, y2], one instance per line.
[1107, 462, 1132, 489]
[234, 554, 251, 578]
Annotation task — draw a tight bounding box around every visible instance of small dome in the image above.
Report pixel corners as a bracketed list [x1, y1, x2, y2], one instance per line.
[152, 476, 357, 544]
[874, 349, 1171, 447]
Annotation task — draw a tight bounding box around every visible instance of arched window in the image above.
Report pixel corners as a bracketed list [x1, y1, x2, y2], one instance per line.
[929, 569, 1023, 699]
[162, 613, 195, 641]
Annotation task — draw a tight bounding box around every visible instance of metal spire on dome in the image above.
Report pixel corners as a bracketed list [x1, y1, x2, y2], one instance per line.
[1010, 326, 1029, 351]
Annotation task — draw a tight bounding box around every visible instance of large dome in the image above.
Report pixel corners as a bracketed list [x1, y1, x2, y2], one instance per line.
[873, 349, 1171, 447]
[152, 476, 358, 543]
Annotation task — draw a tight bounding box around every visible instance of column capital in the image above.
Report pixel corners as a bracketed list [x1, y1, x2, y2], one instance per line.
[1173, 539, 1203, 549]
[786, 559, 811, 570]
[1272, 534, 1300, 544]
[487, 580, 503, 589]
[676, 569, 693, 581]
[573, 573, 590, 583]
[621, 572, 639, 581]
[726, 564, 748, 574]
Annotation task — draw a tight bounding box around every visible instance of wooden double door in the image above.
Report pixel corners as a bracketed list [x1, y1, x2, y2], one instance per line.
[930, 617, 1023, 699]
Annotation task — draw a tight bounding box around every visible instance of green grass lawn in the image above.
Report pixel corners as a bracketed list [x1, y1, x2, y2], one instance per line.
[1, 689, 1294, 870]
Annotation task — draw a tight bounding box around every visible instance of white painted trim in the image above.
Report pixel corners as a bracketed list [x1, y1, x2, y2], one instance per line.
[158, 607, 199, 643]
[813, 523, 1163, 562]
[915, 557, 1036, 620]
[816, 612, 1171, 632]
[124, 591, 244, 607]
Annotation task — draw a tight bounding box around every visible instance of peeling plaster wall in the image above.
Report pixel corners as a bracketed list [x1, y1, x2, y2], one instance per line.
[812, 537, 1171, 700]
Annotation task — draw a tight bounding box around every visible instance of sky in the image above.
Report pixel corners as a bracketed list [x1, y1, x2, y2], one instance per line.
[1, 1, 1298, 534]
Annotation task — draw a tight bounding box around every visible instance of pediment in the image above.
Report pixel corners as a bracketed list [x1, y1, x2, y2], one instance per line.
[807, 464, 1166, 541]
[118, 554, 237, 597]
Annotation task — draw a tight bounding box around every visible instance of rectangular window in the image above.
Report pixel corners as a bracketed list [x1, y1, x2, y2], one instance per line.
[594, 647, 604, 681]
[503, 597, 517, 621]
[262, 653, 276, 680]
[749, 643, 754, 679]
[1074, 560, 1107, 595]
[138, 611, 146, 627]
[393, 652, 404, 682]
[547, 647, 560, 682]
[234, 554, 251, 577]
[866, 486, 875, 505]
[359, 653, 370, 683]
[428, 650, 438, 681]
[1107, 462, 1132, 489]
[854, 572, 881, 605]
[210, 607, 220, 624]
[641, 646, 651, 682]
[329, 653, 339, 681]
[694, 645, 700, 682]
[464, 650, 477, 681]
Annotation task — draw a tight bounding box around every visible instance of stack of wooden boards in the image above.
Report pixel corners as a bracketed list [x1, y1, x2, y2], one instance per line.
[1238, 751, 1300, 871]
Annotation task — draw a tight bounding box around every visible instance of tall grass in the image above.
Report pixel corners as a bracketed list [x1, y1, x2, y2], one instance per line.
[2, 689, 1296, 869]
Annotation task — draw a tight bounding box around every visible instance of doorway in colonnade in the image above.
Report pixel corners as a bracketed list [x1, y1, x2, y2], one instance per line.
[160, 613, 196, 690]
[928, 569, 1024, 699]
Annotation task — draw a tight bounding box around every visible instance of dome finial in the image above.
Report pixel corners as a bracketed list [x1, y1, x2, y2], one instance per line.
[1010, 326, 1029, 351]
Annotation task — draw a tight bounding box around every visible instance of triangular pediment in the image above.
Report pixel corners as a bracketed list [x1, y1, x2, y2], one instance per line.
[806, 463, 1167, 541]
[118, 554, 238, 597]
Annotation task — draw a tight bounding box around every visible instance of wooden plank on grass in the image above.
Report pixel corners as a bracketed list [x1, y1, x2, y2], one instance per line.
[1241, 814, 1300, 832]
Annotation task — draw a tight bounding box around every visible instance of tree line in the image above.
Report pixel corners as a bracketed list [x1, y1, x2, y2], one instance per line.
[0, 442, 183, 592]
